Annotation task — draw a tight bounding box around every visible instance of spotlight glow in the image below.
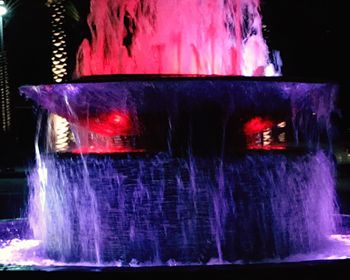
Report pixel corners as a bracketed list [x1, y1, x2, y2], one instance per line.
[0, 6, 7, 17]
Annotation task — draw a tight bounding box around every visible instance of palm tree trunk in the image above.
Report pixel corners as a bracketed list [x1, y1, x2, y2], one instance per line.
[47, 0, 71, 152]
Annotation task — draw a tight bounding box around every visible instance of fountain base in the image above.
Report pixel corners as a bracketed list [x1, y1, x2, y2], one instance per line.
[26, 150, 338, 264]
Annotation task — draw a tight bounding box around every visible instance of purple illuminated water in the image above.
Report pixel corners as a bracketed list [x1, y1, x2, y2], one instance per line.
[2, 151, 350, 267]
[1, 77, 346, 268]
[26, 151, 339, 264]
[1, 0, 349, 270]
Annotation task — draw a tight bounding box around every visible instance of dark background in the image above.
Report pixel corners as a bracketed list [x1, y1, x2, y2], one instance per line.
[2, 0, 90, 166]
[0, 0, 348, 167]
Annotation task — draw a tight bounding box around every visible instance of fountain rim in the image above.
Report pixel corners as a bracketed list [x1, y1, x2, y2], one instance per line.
[26, 74, 339, 87]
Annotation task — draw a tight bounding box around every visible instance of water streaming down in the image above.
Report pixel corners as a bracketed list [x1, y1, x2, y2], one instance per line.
[27, 151, 338, 264]
[75, 0, 281, 77]
[28, 113, 102, 263]
[19, 77, 341, 265]
[1, 0, 346, 268]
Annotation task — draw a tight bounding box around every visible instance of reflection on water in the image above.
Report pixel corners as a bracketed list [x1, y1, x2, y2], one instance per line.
[1, 233, 350, 270]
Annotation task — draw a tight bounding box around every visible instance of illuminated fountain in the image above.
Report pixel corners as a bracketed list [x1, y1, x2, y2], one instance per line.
[74, 0, 280, 77]
[1, 0, 349, 270]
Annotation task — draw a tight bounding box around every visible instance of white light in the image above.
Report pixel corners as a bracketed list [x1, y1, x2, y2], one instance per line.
[278, 132, 286, 143]
[277, 121, 286, 128]
[263, 129, 272, 146]
[0, 6, 7, 16]
[0, 0, 6, 16]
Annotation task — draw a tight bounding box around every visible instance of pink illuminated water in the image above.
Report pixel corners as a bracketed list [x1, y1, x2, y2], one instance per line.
[75, 0, 281, 77]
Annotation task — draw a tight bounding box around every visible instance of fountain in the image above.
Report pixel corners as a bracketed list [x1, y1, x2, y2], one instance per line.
[1, 0, 349, 274]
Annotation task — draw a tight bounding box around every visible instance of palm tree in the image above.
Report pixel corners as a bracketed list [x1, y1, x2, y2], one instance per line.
[0, 0, 18, 134]
[46, 0, 68, 83]
[46, 0, 80, 152]
[0, 40, 10, 133]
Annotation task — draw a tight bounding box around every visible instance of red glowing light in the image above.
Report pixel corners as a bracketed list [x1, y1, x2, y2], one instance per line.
[243, 117, 287, 151]
[246, 145, 286, 151]
[71, 111, 141, 154]
[71, 146, 144, 154]
[243, 117, 273, 135]
[80, 111, 134, 137]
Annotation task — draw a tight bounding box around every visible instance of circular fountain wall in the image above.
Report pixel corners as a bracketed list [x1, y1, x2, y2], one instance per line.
[17, 76, 340, 265]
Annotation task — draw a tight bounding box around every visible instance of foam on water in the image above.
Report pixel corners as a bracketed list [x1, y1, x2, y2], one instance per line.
[1, 234, 350, 269]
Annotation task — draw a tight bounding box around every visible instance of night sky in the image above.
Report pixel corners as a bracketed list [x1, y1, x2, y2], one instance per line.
[1, 0, 348, 166]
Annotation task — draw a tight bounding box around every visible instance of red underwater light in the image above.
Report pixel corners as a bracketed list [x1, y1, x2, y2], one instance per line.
[68, 111, 142, 154]
[243, 117, 274, 136]
[71, 146, 144, 154]
[83, 111, 134, 137]
[244, 117, 287, 151]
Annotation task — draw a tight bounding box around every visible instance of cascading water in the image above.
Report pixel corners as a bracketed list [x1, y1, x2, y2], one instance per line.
[26, 150, 339, 264]
[1, 0, 349, 270]
[14, 77, 343, 266]
[75, 0, 281, 77]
